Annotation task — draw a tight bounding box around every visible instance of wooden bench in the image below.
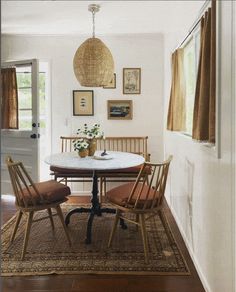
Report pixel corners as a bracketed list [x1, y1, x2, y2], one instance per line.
[50, 136, 150, 201]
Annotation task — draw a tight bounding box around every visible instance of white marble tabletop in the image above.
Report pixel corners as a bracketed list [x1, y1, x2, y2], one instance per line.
[44, 151, 145, 171]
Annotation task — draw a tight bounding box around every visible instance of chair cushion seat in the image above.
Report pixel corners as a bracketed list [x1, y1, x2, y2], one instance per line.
[21, 180, 71, 206]
[106, 182, 159, 209]
[50, 166, 92, 175]
[98, 164, 151, 175]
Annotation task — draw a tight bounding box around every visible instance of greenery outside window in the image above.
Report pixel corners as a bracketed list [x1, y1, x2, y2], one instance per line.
[183, 28, 200, 136]
[16, 71, 46, 130]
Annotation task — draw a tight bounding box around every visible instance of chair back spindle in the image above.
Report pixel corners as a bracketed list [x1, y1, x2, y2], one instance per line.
[127, 156, 172, 211]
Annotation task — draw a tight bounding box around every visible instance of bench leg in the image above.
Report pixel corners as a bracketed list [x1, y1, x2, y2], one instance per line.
[104, 177, 107, 198]
[99, 177, 103, 204]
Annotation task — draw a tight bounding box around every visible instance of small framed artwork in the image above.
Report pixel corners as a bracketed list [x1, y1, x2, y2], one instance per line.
[107, 100, 133, 120]
[73, 90, 94, 116]
[123, 68, 141, 94]
[103, 73, 116, 89]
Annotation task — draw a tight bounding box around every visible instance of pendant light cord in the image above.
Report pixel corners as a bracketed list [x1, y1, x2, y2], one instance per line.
[92, 10, 95, 38]
[89, 4, 99, 38]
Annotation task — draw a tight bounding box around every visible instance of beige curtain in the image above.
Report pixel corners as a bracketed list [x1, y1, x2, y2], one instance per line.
[167, 48, 186, 131]
[1, 68, 19, 129]
[192, 1, 216, 143]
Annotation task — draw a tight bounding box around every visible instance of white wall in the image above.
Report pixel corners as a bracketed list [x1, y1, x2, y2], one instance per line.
[163, 2, 235, 292]
[2, 3, 235, 290]
[1, 34, 164, 164]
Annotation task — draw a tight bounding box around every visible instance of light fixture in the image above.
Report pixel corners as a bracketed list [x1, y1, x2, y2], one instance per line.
[73, 4, 114, 87]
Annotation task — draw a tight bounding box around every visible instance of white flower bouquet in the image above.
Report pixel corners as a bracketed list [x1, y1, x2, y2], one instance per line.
[73, 138, 89, 152]
[77, 123, 104, 140]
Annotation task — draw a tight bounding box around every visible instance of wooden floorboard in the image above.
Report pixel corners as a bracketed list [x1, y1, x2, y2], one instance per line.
[1, 195, 205, 292]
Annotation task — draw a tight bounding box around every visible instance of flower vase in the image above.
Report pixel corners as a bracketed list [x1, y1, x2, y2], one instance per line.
[88, 139, 97, 156]
[78, 149, 89, 158]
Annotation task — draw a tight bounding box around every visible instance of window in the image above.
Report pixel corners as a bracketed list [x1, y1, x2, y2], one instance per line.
[183, 28, 200, 135]
[16, 68, 46, 130]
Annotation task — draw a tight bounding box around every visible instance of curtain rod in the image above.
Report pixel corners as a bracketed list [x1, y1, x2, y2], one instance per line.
[174, 0, 211, 51]
[1, 63, 32, 69]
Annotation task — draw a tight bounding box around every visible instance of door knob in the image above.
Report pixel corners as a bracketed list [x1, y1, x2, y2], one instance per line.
[30, 134, 37, 139]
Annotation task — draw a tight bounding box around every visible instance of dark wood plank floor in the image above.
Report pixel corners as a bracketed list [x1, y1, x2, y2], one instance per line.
[1, 195, 205, 292]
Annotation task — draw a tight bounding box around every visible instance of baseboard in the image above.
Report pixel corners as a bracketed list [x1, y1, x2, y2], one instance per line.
[71, 191, 91, 196]
[168, 203, 211, 292]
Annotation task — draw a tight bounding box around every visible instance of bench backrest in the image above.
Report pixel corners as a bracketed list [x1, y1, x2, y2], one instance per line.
[60, 136, 150, 161]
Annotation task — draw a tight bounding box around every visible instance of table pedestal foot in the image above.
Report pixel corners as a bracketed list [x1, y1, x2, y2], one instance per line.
[100, 208, 116, 214]
[85, 212, 95, 244]
[65, 207, 91, 226]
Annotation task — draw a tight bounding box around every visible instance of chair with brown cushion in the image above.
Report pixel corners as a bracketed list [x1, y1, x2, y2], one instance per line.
[96, 136, 151, 198]
[106, 156, 172, 264]
[6, 156, 72, 260]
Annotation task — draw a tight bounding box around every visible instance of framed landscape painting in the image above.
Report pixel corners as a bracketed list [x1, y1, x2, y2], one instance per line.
[73, 90, 94, 116]
[107, 100, 133, 120]
[123, 68, 141, 94]
[103, 73, 116, 89]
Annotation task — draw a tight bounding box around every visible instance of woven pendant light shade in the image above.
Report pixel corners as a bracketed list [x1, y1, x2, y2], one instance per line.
[73, 37, 114, 87]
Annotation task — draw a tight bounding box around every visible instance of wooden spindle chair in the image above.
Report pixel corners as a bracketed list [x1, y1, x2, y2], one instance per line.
[106, 156, 172, 264]
[6, 156, 72, 260]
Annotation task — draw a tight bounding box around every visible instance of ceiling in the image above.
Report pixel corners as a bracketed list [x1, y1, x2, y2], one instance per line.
[2, 0, 204, 35]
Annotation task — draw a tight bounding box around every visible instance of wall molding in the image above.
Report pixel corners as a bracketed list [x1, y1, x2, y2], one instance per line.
[71, 191, 91, 196]
[168, 202, 211, 292]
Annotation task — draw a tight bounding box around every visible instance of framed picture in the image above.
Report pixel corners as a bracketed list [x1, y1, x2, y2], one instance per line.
[73, 90, 94, 116]
[123, 68, 141, 94]
[107, 100, 133, 120]
[103, 73, 116, 89]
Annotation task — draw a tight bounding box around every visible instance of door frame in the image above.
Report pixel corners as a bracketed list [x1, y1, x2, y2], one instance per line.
[1, 58, 40, 182]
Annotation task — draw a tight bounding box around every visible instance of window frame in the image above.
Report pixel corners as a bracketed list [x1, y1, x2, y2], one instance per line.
[181, 26, 200, 138]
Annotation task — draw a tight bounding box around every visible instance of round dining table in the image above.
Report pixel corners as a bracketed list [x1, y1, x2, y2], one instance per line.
[45, 150, 145, 244]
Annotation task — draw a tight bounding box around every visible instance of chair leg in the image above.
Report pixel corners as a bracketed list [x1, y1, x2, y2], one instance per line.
[56, 205, 72, 246]
[21, 211, 34, 260]
[135, 214, 139, 231]
[10, 210, 23, 244]
[108, 209, 120, 247]
[140, 214, 149, 264]
[47, 208, 55, 230]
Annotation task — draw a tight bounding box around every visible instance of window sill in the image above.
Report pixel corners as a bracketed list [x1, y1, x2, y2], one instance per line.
[172, 131, 218, 157]
[180, 131, 215, 146]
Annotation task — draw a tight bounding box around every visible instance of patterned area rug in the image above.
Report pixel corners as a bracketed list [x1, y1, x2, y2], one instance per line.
[1, 204, 189, 276]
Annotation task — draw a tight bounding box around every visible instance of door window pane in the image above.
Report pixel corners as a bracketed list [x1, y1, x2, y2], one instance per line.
[19, 110, 32, 130]
[16, 67, 32, 130]
[18, 88, 32, 109]
[16, 72, 31, 88]
[16, 67, 46, 131]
